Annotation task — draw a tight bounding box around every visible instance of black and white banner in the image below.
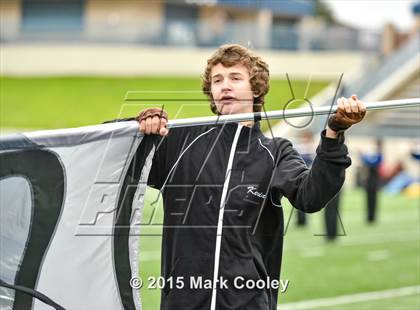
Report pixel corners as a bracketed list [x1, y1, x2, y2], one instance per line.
[0, 122, 154, 309]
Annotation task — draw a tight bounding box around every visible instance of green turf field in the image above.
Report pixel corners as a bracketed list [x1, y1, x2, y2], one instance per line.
[138, 188, 419, 309]
[0, 76, 327, 131]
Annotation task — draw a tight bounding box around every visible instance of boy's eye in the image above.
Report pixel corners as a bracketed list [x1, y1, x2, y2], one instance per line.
[213, 79, 221, 84]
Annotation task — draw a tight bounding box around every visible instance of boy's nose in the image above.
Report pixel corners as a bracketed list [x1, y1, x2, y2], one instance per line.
[221, 79, 232, 91]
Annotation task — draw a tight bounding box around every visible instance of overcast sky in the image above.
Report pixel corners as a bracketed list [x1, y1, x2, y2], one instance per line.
[324, 0, 418, 31]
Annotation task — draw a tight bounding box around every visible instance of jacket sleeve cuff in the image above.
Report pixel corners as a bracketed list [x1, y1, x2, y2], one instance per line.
[316, 129, 351, 165]
[319, 129, 345, 150]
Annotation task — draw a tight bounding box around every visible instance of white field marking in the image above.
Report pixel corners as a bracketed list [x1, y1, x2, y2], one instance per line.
[367, 250, 391, 261]
[301, 248, 325, 258]
[277, 285, 420, 310]
[139, 232, 419, 262]
[339, 232, 420, 247]
[284, 230, 420, 252]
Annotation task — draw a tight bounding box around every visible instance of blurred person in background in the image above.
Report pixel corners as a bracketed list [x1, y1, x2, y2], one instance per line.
[294, 130, 342, 241]
[360, 139, 383, 223]
[323, 192, 341, 241]
[293, 130, 315, 227]
[404, 143, 420, 198]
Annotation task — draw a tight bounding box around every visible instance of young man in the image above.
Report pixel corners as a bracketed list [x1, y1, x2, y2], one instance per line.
[137, 45, 365, 309]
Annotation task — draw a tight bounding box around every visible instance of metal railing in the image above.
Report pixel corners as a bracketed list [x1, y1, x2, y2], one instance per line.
[1, 19, 381, 52]
[308, 34, 420, 137]
[349, 34, 420, 98]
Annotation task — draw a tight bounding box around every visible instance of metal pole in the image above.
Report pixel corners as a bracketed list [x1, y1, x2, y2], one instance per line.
[167, 98, 420, 129]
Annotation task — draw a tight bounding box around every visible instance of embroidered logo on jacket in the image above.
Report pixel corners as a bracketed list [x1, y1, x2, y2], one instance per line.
[247, 186, 267, 199]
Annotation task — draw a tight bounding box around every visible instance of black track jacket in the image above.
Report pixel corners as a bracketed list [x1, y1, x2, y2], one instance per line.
[143, 121, 351, 310]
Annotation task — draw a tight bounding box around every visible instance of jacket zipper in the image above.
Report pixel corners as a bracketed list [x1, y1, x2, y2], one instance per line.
[210, 124, 243, 310]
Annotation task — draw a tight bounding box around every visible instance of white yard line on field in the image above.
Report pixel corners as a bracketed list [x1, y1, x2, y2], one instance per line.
[140, 231, 419, 262]
[285, 230, 420, 252]
[277, 285, 420, 310]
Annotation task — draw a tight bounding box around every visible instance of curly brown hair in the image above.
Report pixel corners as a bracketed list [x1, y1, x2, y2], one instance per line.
[202, 44, 270, 115]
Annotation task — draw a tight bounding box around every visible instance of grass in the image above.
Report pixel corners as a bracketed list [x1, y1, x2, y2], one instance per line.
[138, 188, 420, 309]
[321, 294, 420, 310]
[0, 76, 327, 131]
